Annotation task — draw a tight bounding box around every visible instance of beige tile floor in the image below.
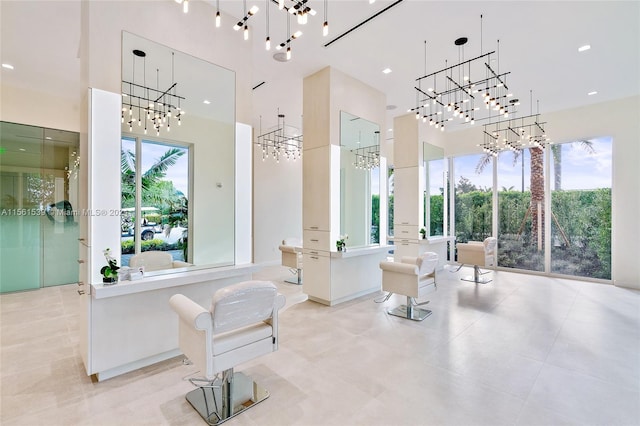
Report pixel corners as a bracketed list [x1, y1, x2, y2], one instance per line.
[1, 265, 639, 425]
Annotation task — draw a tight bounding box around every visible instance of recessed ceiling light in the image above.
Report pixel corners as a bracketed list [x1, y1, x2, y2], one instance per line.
[382, 68, 392, 74]
[388, 128, 393, 132]
[578, 45, 591, 52]
[203, 100, 211, 104]
[588, 91, 598, 96]
[2, 63, 14, 70]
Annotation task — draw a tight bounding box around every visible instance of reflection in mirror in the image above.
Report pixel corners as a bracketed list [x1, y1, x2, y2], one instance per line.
[121, 32, 236, 273]
[339, 111, 380, 248]
[424, 143, 447, 237]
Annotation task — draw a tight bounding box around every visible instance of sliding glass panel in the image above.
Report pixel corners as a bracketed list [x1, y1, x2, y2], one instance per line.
[41, 128, 80, 286]
[453, 154, 493, 260]
[550, 138, 611, 279]
[1, 123, 43, 292]
[497, 148, 544, 272]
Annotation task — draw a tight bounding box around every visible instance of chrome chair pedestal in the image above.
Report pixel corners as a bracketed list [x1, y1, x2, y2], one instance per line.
[186, 369, 269, 426]
[460, 265, 492, 284]
[387, 296, 432, 321]
[284, 268, 302, 285]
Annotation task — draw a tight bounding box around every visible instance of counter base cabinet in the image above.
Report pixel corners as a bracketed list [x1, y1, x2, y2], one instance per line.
[304, 248, 387, 306]
[393, 237, 454, 270]
[82, 270, 253, 381]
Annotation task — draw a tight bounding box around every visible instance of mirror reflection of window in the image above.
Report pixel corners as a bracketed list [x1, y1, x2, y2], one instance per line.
[121, 31, 236, 272]
[120, 137, 190, 269]
[339, 111, 380, 248]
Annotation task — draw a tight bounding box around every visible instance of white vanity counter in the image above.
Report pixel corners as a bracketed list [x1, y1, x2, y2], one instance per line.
[91, 263, 261, 299]
[84, 264, 259, 381]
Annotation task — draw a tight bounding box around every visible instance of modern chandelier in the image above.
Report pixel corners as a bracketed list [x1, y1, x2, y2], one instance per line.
[177, 0, 330, 60]
[479, 96, 551, 156]
[411, 16, 519, 132]
[351, 131, 380, 170]
[256, 113, 303, 162]
[121, 49, 185, 136]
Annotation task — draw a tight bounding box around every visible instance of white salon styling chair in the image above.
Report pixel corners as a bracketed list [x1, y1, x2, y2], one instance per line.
[378, 252, 438, 321]
[169, 281, 286, 425]
[454, 236, 497, 284]
[278, 237, 303, 285]
[128, 251, 191, 272]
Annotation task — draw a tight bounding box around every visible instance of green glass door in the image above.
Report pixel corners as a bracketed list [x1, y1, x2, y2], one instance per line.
[0, 122, 79, 293]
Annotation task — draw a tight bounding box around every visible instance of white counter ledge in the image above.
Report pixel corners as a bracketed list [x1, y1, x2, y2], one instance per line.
[91, 263, 261, 299]
[329, 244, 391, 259]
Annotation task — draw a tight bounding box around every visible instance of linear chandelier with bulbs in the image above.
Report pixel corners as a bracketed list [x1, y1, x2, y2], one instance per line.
[256, 113, 303, 162]
[121, 49, 185, 136]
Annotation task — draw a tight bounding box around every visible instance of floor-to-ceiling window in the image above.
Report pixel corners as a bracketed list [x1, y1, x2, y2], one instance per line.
[453, 154, 493, 260]
[550, 137, 612, 279]
[497, 148, 545, 272]
[0, 122, 79, 293]
[120, 136, 190, 267]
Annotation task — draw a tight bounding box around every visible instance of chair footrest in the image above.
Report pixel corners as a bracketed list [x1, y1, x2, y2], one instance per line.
[186, 372, 269, 425]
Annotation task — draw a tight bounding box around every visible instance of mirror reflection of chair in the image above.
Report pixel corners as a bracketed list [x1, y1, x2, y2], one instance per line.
[377, 252, 439, 321]
[128, 251, 191, 272]
[278, 238, 303, 285]
[454, 237, 497, 284]
[169, 281, 286, 426]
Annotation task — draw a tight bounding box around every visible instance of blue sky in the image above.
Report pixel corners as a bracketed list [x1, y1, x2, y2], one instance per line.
[435, 137, 613, 195]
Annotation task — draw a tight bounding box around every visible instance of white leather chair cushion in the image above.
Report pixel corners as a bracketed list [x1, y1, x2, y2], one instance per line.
[211, 281, 277, 334]
[212, 323, 273, 356]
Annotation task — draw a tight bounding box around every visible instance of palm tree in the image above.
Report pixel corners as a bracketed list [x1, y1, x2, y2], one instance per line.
[121, 147, 185, 207]
[476, 140, 595, 247]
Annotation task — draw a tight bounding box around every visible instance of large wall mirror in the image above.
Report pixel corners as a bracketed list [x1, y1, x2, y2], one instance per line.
[424, 142, 447, 237]
[120, 32, 235, 273]
[339, 111, 381, 248]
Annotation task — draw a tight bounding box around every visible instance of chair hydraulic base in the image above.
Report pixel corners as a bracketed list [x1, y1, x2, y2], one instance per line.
[460, 265, 492, 284]
[186, 369, 269, 425]
[284, 268, 303, 285]
[387, 296, 432, 321]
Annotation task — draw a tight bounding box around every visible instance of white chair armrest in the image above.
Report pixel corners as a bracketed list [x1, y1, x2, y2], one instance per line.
[279, 245, 301, 253]
[172, 260, 192, 269]
[169, 294, 212, 331]
[379, 261, 419, 275]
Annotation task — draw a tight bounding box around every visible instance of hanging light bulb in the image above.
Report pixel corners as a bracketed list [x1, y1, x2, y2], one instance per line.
[286, 45, 291, 60]
[265, 36, 271, 50]
[183, 0, 189, 13]
[215, 11, 221, 27]
[278, 0, 284, 10]
[244, 25, 249, 40]
[323, 21, 329, 36]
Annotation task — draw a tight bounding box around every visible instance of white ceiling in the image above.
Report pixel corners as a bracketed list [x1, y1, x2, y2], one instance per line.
[1, 1, 638, 136]
[241, 0, 640, 131]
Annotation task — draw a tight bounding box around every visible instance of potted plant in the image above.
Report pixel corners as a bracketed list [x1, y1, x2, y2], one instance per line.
[419, 228, 426, 239]
[336, 234, 348, 252]
[100, 248, 120, 284]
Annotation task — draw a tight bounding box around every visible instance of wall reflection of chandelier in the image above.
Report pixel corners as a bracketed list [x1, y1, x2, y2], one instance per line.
[121, 49, 186, 136]
[256, 113, 303, 162]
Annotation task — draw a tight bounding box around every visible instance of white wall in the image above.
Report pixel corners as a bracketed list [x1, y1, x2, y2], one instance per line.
[251, 75, 303, 264]
[439, 96, 640, 289]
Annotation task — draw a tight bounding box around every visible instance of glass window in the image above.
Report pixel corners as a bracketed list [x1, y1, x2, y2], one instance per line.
[427, 158, 447, 236]
[550, 138, 611, 279]
[121, 136, 190, 268]
[497, 148, 545, 272]
[453, 154, 493, 260]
